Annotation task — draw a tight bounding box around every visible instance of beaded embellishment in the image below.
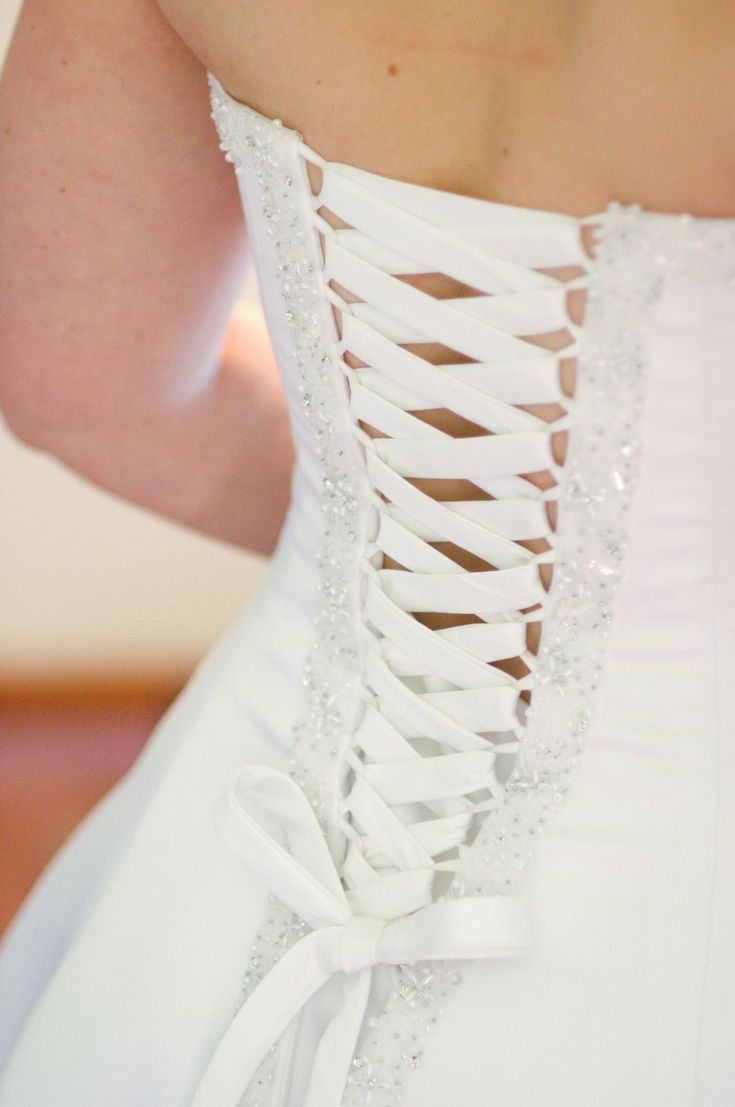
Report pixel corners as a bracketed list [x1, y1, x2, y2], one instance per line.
[206, 75, 367, 838]
[338, 201, 659, 1104]
[208, 73, 369, 1105]
[208, 72, 735, 1107]
[343, 961, 465, 1106]
[454, 204, 735, 896]
[450, 200, 660, 897]
[343, 207, 735, 1105]
[232, 897, 308, 1106]
[208, 75, 374, 1107]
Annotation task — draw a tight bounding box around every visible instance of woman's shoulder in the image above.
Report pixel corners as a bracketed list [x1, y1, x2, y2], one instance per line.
[159, 0, 735, 219]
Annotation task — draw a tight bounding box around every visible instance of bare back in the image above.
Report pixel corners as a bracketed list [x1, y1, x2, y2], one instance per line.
[159, 0, 735, 219]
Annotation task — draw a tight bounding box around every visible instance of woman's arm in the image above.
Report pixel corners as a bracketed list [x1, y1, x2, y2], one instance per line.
[0, 0, 293, 555]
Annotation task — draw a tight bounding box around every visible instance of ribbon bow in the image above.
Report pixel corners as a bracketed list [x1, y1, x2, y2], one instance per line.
[191, 764, 530, 1107]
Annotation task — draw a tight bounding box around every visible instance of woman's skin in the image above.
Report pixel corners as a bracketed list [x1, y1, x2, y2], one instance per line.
[2, 0, 734, 556]
[1, 0, 291, 555]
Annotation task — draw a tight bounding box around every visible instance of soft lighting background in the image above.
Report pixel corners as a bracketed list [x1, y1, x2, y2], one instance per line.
[0, 0, 268, 931]
[0, 0, 265, 682]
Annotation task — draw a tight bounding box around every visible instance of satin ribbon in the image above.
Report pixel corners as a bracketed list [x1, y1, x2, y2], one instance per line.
[191, 764, 530, 1107]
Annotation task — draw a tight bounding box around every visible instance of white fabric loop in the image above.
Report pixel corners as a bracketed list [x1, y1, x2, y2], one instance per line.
[322, 184, 573, 913]
[190, 765, 531, 1107]
[194, 119, 578, 1107]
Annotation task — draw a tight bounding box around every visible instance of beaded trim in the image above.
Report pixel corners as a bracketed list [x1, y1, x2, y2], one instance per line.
[347, 208, 735, 1106]
[207, 75, 641, 1106]
[453, 204, 735, 899]
[209, 73, 369, 1106]
[207, 74, 367, 841]
[343, 961, 464, 1106]
[339, 200, 659, 1104]
[449, 200, 658, 897]
[208, 74, 735, 1107]
[233, 897, 308, 1106]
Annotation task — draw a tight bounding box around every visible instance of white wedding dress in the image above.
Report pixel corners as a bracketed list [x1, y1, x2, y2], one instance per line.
[1, 71, 735, 1106]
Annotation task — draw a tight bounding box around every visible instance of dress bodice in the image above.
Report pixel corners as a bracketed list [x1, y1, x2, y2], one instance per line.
[196, 71, 735, 1107]
[4, 66, 735, 1107]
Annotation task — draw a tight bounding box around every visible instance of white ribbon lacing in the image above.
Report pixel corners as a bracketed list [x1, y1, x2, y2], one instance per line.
[190, 765, 530, 1107]
[192, 151, 594, 1107]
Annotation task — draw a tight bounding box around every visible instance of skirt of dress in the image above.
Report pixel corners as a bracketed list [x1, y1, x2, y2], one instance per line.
[0, 494, 321, 1103]
[3, 345, 735, 1104]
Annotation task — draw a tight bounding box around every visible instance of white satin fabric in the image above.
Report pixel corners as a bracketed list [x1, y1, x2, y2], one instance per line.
[190, 765, 528, 1107]
[2, 80, 735, 1107]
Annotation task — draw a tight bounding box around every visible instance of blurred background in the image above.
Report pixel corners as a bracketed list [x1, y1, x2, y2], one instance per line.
[0, 1, 266, 932]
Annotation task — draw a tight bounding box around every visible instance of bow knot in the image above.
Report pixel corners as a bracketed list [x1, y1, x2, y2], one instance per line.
[191, 763, 531, 1107]
[338, 914, 387, 974]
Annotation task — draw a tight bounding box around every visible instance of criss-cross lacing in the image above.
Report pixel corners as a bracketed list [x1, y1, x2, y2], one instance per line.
[299, 150, 595, 921]
[200, 73, 613, 1107]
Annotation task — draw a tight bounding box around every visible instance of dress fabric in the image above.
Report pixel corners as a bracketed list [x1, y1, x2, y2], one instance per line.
[2, 72, 735, 1106]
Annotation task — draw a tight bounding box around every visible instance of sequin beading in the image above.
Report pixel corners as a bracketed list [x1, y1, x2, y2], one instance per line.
[206, 71, 735, 1107]
[207, 69, 600, 910]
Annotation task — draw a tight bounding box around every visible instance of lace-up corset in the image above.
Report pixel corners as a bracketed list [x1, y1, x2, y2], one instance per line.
[206, 72, 606, 904]
[311, 166, 595, 918]
[200, 72, 735, 1107]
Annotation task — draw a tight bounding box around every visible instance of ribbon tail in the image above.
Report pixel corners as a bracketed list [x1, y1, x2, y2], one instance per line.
[190, 927, 342, 1107]
[303, 968, 373, 1107]
[269, 1016, 302, 1107]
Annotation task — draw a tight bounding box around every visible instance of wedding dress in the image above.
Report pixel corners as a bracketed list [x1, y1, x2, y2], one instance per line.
[1, 70, 735, 1106]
